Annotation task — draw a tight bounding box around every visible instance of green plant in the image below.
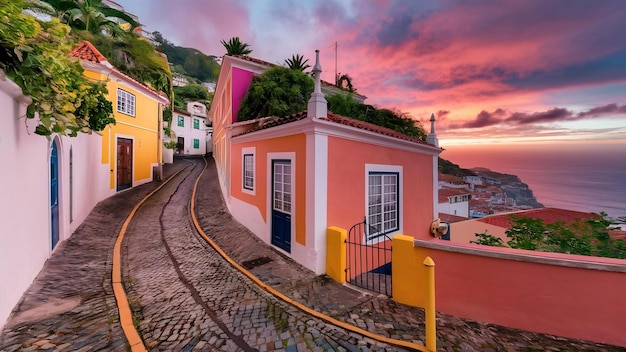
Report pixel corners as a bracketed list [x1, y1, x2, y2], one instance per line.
[285, 54, 310, 71]
[470, 232, 506, 247]
[237, 66, 314, 121]
[1, 0, 114, 137]
[163, 141, 177, 149]
[221, 36, 252, 56]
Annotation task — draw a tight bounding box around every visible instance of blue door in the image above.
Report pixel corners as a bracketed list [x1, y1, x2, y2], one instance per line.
[50, 141, 59, 249]
[271, 160, 291, 253]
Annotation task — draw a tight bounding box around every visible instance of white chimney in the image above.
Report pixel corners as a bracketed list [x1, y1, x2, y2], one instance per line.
[307, 50, 327, 118]
[426, 113, 439, 147]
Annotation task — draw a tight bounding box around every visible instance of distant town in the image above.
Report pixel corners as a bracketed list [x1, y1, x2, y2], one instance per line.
[438, 167, 544, 221]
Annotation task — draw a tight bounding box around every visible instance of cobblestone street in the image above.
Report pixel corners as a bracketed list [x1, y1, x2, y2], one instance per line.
[1, 157, 624, 351]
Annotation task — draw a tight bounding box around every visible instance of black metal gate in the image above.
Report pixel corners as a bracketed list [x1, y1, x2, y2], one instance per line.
[345, 218, 392, 296]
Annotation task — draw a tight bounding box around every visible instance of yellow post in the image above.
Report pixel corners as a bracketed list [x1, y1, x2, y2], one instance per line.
[423, 256, 436, 351]
[391, 235, 422, 306]
[326, 227, 347, 283]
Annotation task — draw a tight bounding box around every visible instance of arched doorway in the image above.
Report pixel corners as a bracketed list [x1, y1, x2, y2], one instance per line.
[50, 139, 60, 249]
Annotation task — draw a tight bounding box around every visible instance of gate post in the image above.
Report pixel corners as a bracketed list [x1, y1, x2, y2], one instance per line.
[391, 235, 421, 306]
[326, 226, 346, 283]
[424, 256, 437, 352]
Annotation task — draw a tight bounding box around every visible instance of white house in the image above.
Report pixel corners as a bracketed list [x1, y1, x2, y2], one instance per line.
[169, 101, 211, 156]
[0, 72, 110, 329]
[438, 188, 471, 218]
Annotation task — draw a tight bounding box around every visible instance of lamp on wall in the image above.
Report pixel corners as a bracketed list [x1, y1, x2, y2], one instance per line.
[430, 218, 449, 238]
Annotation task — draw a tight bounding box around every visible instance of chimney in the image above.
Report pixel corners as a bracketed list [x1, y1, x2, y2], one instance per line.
[426, 113, 439, 147]
[307, 50, 327, 118]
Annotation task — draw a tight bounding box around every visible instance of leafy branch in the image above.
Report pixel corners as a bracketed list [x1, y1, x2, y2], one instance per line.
[0, 0, 114, 137]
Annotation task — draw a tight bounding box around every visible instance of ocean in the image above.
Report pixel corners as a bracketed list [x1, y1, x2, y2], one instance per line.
[441, 142, 626, 220]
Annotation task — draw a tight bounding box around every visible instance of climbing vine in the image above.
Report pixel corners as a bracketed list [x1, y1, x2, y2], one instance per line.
[0, 0, 114, 137]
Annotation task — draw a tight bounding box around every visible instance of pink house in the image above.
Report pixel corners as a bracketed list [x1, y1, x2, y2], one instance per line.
[209, 52, 442, 273]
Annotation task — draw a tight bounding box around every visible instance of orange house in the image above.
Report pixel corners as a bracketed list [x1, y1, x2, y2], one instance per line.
[209, 53, 441, 274]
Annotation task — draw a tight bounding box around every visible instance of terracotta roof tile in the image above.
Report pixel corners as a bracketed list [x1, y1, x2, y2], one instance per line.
[69, 41, 168, 103]
[438, 188, 471, 203]
[323, 112, 430, 145]
[69, 41, 108, 63]
[478, 208, 601, 228]
[233, 111, 432, 146]
[440, 213, 470, 223]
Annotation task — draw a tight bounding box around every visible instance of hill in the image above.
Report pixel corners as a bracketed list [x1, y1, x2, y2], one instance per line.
[152, 32, 220, 83]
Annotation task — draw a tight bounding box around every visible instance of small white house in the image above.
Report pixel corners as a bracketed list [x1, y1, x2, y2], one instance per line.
[169, 101, 210, 156]
[438, 188, 471, 218]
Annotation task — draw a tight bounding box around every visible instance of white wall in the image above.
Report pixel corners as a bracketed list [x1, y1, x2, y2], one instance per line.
[171, 113, 208, 156]
[0, 75, 110, 329]
[438, 200, 470, 218]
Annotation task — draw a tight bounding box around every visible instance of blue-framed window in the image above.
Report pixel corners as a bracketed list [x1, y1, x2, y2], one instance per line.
[367, 171, 399, 240]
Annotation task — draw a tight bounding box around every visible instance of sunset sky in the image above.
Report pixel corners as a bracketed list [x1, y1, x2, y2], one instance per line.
[117, 0, 626, 147]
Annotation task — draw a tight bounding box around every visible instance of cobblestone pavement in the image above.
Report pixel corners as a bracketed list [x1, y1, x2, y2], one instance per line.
[1, 157, 625, 352]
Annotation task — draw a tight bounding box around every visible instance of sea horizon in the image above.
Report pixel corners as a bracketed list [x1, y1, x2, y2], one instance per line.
[441, 142, 626, 220]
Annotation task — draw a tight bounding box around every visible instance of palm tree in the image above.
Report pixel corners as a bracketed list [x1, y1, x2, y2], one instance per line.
[285, 54, 310, 71]
[337, 73, 355, 92]
[220, 37, 252, 56]
[33, 0, 139, 35]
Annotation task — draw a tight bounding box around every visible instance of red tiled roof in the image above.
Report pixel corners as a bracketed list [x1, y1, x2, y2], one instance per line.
[439, 213, 469, 223]
[69, 41, 168, 102]
[477, 208, 601, 228]
[69, 41, 108, 63]
[438, 188, 471, 203]
[233, 111, 432, 146]
[322, 112, 430, 145]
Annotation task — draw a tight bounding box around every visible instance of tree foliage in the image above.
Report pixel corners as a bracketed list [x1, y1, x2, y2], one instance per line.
[285, 54, 310, 71]
[1, 0, 114, 137]
[79, 31, 171, 96]
[30, 0, 139, 36]
[153, 32, 220, 82]
[471, 213, 626, 259]
[237, 67, 314, 121]
[221, 36, 252, 56]
[326, 93, 427, 139]
[173, 84, 209, 109]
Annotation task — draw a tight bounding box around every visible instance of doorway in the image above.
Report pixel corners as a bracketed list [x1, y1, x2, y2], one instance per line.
[117, 138, 133, 191]
[271, 160, 292, 253]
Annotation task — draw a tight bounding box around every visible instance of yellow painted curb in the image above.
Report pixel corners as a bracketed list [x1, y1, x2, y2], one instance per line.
[112, 168, 186, 352]
[190, 158, 428, 352]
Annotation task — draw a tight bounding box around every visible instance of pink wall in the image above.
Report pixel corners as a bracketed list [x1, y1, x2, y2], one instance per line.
[230, 134, 308, 245]
[417, 241, 626, 347]
[231, 67, 254, 123]
[327, 136, 434, 240]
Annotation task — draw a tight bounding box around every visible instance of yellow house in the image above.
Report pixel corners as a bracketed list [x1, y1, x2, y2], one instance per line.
[70, 41, 169, 191]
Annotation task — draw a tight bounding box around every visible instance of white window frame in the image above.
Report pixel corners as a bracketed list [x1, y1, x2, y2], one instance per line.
[117, 88, 135, 116]
[365, 164, 403, 244]
[242, 147, 255, 195]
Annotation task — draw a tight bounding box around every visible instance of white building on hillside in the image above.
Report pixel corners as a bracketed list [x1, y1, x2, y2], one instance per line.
[169, 101, 211, 156]
[438, 188, 471, 218]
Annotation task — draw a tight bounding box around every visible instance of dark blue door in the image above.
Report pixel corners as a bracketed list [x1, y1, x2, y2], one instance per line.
[271, 160, 291, 253]
[50, 141, 59, 249]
